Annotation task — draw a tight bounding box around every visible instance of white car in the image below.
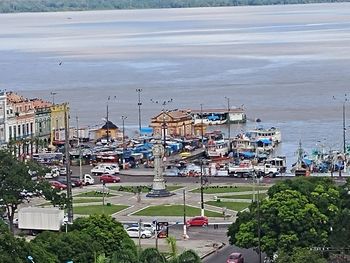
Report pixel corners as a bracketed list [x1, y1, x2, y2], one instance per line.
[91, 165, 115, 175]
[142, 223, 156, 234]
[126, 227, 153, 238]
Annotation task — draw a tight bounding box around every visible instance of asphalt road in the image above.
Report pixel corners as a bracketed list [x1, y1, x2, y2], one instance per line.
[204, 244, 262, 263]
[69, 165, 285, 185]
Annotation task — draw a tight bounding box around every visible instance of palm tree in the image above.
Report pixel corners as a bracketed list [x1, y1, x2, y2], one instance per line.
[139, 248, 166, 263]
[166, 236, 178, 259]
[95, 253, 109, 263]
[176, 250, 201, 263]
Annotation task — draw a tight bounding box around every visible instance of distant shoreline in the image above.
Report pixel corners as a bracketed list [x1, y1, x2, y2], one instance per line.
[0, 0, 349, 14]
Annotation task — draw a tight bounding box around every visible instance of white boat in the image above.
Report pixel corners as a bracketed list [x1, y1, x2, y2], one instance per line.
[248, 127, 282, 144]
[190, 108, 246, 125]
[206, 139, 229, 157]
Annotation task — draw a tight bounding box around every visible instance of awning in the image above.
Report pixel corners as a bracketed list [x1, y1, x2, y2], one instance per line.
[257, 138, 272, 144]
[240, 151, 255, 158]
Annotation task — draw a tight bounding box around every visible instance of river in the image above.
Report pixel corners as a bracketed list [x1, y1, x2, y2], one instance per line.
[1, 3, 350, 165]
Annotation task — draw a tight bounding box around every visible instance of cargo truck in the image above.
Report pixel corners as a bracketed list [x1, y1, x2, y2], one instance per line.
[18, 207, 65, 232]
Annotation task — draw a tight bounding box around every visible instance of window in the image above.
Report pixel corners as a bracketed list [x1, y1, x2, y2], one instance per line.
[9, 126, 12, 139]
[18, 125, 21, 136]
[30, 123, 33, 134]
[13, 126, 16, 139]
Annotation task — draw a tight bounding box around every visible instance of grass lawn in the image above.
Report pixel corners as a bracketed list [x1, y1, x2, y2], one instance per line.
[191, 185, 269, 194]
[133, 205, 222, 217]
[73, 204, 129, 215]
[109, 185, 183, 193]
[218, 193, 267, 200]
[73, 198, 104, 204]
[205, 201, 250, 211]
[74, 191, 116, 198]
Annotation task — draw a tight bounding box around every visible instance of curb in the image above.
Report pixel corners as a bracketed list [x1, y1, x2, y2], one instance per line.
[200, 242, 226, 259]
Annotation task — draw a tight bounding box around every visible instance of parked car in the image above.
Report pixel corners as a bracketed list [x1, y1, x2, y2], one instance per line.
[59, 167, 72, 176]
[126, 227, 153, 238]
[57, 177, 82, 188]
[186, 216, 208, 227]
[49, 181, 67, 190]
[142, 222, 156, 234]
[226, 252, 244, 263]
[100, 174, 120, 183]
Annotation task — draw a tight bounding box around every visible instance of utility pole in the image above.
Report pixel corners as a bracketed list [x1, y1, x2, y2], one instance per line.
[50, 91, 57, 105]
[121, 115, 127, 147]
[64, 103, 73, 223]
[333, 94, 347, 174]
[200, 104, 204, 217]
[136, 89, 142, 134]
[257, 176, 262, 263]
[106, 97, 110, 144]
[150, 98, 173, 152]
[225, 96, 231, 151]
[183, 189, 189, 239]
[76, 115, 82, 181]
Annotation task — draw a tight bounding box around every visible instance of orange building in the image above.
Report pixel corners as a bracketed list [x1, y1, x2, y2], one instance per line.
[150, 110, 193, 137]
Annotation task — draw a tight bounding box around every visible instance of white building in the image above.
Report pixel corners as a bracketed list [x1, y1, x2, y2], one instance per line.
[0, 90, 6, 146]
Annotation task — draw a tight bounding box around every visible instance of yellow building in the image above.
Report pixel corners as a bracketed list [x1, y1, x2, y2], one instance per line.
[50, 103, 69, 146]
[150, 110, 193, 137]
[95, 121, 119, 141]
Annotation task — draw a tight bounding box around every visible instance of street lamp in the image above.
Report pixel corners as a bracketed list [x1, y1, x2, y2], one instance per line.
[50, 91, 57, 105]
[333, 94, 348, 174]
[150, 98, 173, 149]
[121, 115, 127, 147]
[200, 104, 204, 217]
[224, 96, 231, 151]
[136, 89, 142, 134]
[106, 96, 117, 144]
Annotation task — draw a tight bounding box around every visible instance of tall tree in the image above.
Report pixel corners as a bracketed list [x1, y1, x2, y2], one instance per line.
[0, 150, 65, 232]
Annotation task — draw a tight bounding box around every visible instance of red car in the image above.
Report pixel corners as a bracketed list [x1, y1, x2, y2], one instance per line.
[226, 253, 244, 263]
[186, 216, 208, 227]
[100, 174, 120, 183]
[49, 180, 67, 190]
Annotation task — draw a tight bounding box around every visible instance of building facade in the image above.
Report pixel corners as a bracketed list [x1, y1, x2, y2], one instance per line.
[50, 103, 69, 147]
[0, 91, 6, 146]
[6, 92, 36, 157]
[150, 110, 193, 137]
[32, 99, 52, 150]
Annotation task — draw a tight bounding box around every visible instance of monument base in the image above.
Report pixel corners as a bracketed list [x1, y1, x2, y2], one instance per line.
[146, 189, 175, 198]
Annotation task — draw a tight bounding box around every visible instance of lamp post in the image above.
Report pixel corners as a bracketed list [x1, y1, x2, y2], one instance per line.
[106, 96, 117, 144]
[257, 174, 262, 263]
[136, 89, 142, 134]
[183, 189, 189, 239]
[121, 115, 127, 147]
[225, 96, 231, 151]
[150, 98, 173, 149]
[50, 91, 57, 105]
[333, 94, 348, 174]
[76, 115, 82, 181]
[200, 104, 204, 217]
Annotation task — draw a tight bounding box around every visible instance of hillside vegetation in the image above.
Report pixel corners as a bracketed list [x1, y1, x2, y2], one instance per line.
[0, 0, 348, 13]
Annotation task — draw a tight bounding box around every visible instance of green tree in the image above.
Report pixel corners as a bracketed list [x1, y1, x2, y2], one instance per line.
[139, 248, 167, 263]
[0, 150, 66, 232]
[176, 250, 202, 263]
[0, 221, 56, 263]
[229, 189, 330, 256]
[69, 214, 137, 257]
[276, 247, 327, 263]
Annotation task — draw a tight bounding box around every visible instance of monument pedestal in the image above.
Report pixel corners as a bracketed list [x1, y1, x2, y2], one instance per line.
[146, 137, 175, 198]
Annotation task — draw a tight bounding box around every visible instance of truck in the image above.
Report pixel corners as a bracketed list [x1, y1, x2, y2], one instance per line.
[18, 207, 64, 232]
[254, 163, 279, 177]
[91, 164, 119, 175]
[71, 174, 95, 185]
[228, 161, 254, 177]
[228, 161, 279, 177]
